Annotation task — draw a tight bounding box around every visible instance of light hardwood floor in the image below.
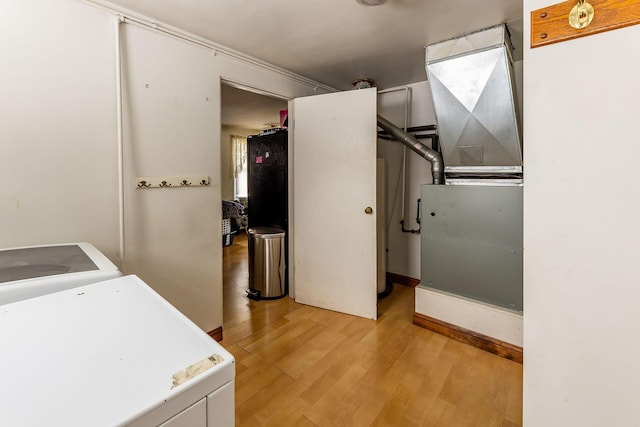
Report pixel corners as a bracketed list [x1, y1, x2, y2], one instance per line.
[220, 233, 523, 426]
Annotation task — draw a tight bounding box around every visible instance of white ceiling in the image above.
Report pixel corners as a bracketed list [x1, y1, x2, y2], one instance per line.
[101, 0, 523, 128]
[221, 84, 288, 130]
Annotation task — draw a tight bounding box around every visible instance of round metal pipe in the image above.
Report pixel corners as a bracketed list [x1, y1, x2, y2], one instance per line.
[377, 115, 444, 185]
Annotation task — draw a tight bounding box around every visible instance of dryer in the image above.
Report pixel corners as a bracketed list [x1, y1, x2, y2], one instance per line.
[0, 274, 235, 426]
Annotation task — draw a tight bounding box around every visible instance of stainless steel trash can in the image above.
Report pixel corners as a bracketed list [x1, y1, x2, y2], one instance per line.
[247, 227, 286, 300]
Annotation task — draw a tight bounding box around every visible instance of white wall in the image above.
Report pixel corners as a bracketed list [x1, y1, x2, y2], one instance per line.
[220, 126, 259, 200]
[1, 0, 329, 333]
[523, 2, 640, 425]
[119, 20, 327, 333]
[0, 1, 119, 261]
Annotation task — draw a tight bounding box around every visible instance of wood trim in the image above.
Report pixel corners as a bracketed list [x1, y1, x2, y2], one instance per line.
[386, 272, 420, 288]
[531, 0, 640, 48]
[207, 326, 223, 342]
[413, 312, 523, 363]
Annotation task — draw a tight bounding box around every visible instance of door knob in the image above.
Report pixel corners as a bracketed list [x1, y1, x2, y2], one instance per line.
[364, 207, 373, 215]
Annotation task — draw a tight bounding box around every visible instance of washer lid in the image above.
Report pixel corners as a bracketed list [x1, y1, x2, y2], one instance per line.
[0, 245, 97, 283]
[0, 242, 119, 284]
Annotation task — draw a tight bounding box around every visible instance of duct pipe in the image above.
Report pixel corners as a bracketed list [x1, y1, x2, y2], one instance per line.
[377, 115, 444, 185]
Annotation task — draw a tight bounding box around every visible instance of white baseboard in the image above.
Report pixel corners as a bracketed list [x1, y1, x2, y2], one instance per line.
[415, 285, 523, 347]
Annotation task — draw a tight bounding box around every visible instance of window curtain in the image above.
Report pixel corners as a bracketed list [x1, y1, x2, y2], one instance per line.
[231, 135, 247, 178]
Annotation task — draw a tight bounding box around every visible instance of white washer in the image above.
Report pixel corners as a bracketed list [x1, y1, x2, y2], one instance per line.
[0, 242, 121, 305]
[0, 274, 235, 427]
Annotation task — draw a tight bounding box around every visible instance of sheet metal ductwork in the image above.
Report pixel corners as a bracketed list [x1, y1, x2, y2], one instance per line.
[420, 25, 524, 313]
[426, 25, 522, 177]
[377, 115, 444, 185]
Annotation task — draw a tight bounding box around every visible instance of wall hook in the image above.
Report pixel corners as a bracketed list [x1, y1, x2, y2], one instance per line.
[569, 0, 594, 29]
[136, 175, 209, 188]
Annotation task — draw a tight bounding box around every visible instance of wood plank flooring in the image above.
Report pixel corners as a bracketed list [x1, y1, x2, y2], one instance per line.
[221, 233, 522, 426]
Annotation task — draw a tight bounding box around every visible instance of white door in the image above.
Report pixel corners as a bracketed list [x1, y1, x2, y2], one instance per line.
[292, 87, 378, 319]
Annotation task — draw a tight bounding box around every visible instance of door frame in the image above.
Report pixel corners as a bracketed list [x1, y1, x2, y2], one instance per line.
[219, 78, 297, 300]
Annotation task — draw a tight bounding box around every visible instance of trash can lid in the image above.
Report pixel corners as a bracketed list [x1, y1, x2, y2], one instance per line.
[248, 227, 285, 238]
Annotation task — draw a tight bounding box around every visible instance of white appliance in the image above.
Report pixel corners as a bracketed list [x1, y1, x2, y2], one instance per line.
[0, 242, 121, 305]
[0, 275, 235, 426]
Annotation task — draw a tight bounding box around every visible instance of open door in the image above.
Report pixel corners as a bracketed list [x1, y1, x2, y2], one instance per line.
[291, 87, 378, 319]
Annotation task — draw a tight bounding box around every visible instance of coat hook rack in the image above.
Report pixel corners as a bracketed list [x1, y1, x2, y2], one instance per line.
[136, 176, 210, 189]
[569, 0, 594, 30]
[531, 0, 640, 48]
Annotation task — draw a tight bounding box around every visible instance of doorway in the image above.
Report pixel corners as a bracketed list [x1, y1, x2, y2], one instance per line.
[220, 82, 288, 327]
[221, 84, 383, 327]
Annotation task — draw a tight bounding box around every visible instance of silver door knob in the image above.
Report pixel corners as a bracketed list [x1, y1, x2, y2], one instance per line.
[364, 207, 373, 215]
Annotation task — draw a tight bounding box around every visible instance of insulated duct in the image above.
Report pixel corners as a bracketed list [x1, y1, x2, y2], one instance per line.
[377, 115, 444, 185]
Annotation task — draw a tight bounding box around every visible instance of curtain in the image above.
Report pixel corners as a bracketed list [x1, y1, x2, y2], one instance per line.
[231, 135, 247, 178]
